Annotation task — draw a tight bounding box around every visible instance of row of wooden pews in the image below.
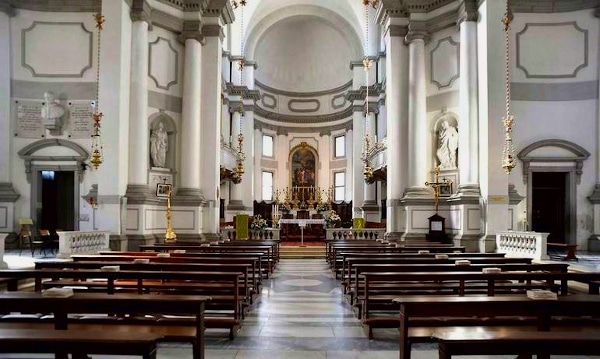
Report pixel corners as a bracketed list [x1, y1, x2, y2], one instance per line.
[328, 238, 600, 359]
[0, 239, 279, 359]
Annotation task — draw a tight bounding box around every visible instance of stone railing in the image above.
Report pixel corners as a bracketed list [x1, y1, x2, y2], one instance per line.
[220, 228, 280, 241]
[0, 233, 8, 268]
[325, 228, 386, 240]
[57, 231, 110, 258]
[496, 231, 549, 260]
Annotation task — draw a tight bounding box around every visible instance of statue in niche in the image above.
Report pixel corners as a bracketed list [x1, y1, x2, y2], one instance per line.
[150, 122, 168, 168]
[41, 91, 66, 135]
[436, 120, 458, 168]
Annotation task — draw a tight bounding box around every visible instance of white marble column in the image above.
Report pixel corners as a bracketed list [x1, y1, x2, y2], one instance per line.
[381, 18, 409, 240]
[352, 110, 365, 213]
[0, 7, 19, 233]
[345, 128, 354, 202]
[127, 19, 149, 192]
[363, 112, 377, 203]
[457, 0, 480, 196]
[449, 1, 481, 250]
[96, 0, 132, 239]
[589, 9, 600, 251]
[477, 0, 509, 251]
[228, 110, 243, 208]
[200, 20, 225, 238]
[240, 105, 255, 208]
[178, 36, 203, 196]
[405, 24, 429, 197]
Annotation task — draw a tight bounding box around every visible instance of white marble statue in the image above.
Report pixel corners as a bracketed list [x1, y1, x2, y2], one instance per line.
[150, 122, 168, 168]
[436, 120, 458, 168]
[41, 91, 66, 135]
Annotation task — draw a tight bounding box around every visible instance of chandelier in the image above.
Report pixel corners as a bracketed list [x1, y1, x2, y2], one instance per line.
[232, 0, 248, 181]
[360, 0, 377, 183]
[90, 2, 105, 170]
[501, 0, 516, 174]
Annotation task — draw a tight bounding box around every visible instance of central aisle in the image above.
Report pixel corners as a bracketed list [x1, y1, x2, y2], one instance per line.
[203, 258, 400, 358]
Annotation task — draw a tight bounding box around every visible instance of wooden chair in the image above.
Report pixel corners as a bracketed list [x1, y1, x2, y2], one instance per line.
[17, 228, 32, 256]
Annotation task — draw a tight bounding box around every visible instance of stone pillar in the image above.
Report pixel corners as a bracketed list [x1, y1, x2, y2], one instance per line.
[200, 20, 225, 239]
[352, 109, 365, 213]
[177, 29, 203, 200]
[228, 110, 243, 210]
[477, 0, 509, 251]
[345, 128, 354, 202]
[96, 0, 132, 241]
[588, 8, 600, 252]
[378, 10, 409, 240]
[0, 233, 7, 269]
[0, 7, 19, 233]
[404, 22, 429, 198]
[449, 0, 482, 250]
[125, 11, 150, 201]
[362, 112, 379, 222]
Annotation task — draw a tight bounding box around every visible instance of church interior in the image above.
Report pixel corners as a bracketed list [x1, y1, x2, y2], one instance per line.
[2, 0, 600, 358]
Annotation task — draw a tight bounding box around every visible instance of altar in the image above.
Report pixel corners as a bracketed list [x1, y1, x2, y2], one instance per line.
[278, 218, 325, 246]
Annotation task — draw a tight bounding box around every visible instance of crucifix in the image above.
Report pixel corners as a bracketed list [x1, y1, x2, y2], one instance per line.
[425, 166, 451, 214]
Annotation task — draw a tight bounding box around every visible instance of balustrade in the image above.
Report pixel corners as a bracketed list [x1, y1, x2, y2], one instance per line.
[325, 228, 385, 240]
[496, 231, 549, 260]
[57, 231, 110, 258]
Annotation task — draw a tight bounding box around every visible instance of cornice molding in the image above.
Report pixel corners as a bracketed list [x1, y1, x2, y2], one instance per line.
[346, 85, 384, 102]
[0, 3, 16, 16]
[131, 0, 152, 26]
[254, 118, 353, 136]
[255, 80, 352, 98]
[202, 24, 224, 40]
[178, 20, 204, 44]
[405, 21, 429, 43]
[457, 0, 478, 24]
[224, 83, 260, 100]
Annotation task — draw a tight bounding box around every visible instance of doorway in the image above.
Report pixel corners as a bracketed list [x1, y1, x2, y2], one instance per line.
[38, 170, 76, 231]
[531, 172, 570, 243]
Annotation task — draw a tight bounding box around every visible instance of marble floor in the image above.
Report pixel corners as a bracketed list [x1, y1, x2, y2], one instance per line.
[2, 256, 600, 358]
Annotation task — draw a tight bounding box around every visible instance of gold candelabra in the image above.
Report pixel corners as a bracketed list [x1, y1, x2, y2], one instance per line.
[164, 186, 177, 243]
[273, 186, 333, 212]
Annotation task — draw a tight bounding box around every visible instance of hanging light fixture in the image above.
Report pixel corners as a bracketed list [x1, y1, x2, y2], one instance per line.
[90, 3, 105, 170]
[501, 0, 516, 174]
[232, 0, 247, 181]
[361, 0, 377, 183]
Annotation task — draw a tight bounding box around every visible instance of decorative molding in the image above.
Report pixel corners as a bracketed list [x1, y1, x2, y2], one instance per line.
[509, 0, 600, 13]
[405, 21, 428, 43]
[178, 20, 204, 44]
[517, 139, 591, 185]
[508, 184, 524, 205]
[22, 22, 93, 78]
[0, 3, 16, 16]
[516, 22, 588, 79]
[254, 106, 353, 124]
[202, 24, 225, 39]
[152, 8, 184, 33]
[224, 83, 260, 100]
[287, 99, 320, 113]
[148, 37, 179, 90]
[511, 81, 598, 102]
[131, 0, 152, 25]
[331, 94, 347, 110]
[148, 90, 183, 113]
[457, 0, 478, 24]
[17, 139, 89, 183]
[255, 80, 352, 98]
[261, 93, 277, 109]
[0, 183, 20, 202]
[254, 117, 352, 136]
[430, 36, 460, 89]
[12, 80, 96, 100]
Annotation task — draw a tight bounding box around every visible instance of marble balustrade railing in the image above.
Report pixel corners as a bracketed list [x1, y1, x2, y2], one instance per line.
[57, 231, 110, 258]
[325, 228, 386, 240]
[220, 228, 280, 241]
[495, 231, 549, 260]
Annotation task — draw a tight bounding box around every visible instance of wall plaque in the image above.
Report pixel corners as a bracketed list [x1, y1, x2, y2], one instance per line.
[14, 100, 44, 138]
[68, 102, 94, 139]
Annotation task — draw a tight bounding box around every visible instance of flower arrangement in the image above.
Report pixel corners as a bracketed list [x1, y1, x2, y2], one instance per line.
[251, 214, 268, 230]
[316, 202, 329, 212]
[325, 210, 341, 228]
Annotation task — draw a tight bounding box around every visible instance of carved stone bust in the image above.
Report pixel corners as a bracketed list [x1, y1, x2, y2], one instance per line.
[41, 91, 66, 136]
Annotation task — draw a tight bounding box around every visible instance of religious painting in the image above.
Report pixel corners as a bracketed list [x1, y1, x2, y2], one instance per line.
[290, 142, 317, 188]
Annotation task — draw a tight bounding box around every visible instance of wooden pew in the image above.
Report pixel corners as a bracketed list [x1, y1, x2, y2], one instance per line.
[0, 329, 161, 359]
[0, 292, 210, 359]
[393, 294, 600, 359]
[329, 245, 466, 268]
[0, 269, 242, 339]
[434, 331, 600, 359]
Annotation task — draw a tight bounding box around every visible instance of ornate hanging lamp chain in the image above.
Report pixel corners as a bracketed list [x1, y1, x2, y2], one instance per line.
[501, 0, 516, 174]
[90, 0, 105, 170]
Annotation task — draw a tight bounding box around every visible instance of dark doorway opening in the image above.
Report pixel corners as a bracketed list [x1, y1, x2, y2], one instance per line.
[39, 170, 75, 231]
[531, 172, 569, 243]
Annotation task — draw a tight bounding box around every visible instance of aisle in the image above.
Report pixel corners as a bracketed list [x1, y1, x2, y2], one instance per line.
[203, 258, 399, 358]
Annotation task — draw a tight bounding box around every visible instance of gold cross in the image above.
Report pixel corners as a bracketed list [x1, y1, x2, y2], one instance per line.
[425, 166, 451, 213]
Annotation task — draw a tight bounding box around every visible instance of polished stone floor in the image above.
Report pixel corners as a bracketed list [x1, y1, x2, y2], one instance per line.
[2, 256, 600, 358]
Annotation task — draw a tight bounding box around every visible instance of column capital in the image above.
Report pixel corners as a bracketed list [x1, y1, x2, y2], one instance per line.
[457, 0, 479, 25]
[205, 0, 235, 26]
[375, 0, 409, 26]
[130, 0, 152, 26]
[405, 21, 429, 43]
[178, 20, 205, 44]
[202, 24, 225, 41]
[0, 3, 16, 17]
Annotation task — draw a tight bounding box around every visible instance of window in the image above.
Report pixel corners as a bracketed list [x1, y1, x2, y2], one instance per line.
[262, 135, 274, 157]
[334, 172, 345, 201]
[262, 171, 273, 201]
[334, 135, 345, 157]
